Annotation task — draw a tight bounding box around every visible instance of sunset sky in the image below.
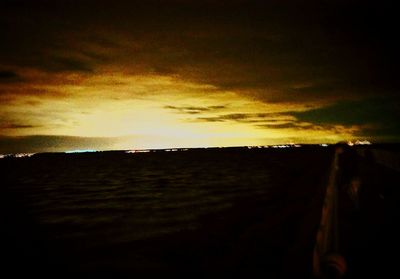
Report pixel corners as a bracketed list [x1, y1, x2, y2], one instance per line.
[1, 0, 399, 153]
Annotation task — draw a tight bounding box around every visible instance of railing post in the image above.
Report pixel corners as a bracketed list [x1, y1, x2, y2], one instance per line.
[313, 147, 347, 278]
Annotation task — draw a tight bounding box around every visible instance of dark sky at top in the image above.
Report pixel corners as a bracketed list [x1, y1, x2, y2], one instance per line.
[1, 0, 399, 152]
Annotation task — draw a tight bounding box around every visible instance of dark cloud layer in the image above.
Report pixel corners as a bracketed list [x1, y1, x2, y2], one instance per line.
[293, 99, 400, 126]
[164, 105, 226, 114]
[195, 112, 287, 123]
[292, 98, 400, 139]
[2, 1, 399, 98]
[1, 0, 399, 145]
[0, 71, 18, 79]
[0, 135, 117, 154]
[257, 122, 314, 130]
[0, 70, 23, 83]
[183, 97, 400, 141]
[1, 123, 39, 129]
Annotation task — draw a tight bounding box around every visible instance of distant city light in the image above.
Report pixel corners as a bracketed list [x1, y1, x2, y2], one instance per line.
[355, 140, 371, 145]
[65, 149, 97, 153]
[347, 140, 371, 146]
[126, 150, 150, 153]
[127, 148, 188, 154]
[347, 141, 354, 146]
[15, 153, 35, 158]
[1, 153, 35, 158]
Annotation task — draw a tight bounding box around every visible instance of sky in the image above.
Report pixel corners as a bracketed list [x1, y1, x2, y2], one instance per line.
[1, 0, 399, 153]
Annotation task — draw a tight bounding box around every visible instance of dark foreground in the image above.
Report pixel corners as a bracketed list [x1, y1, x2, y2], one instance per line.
[0, 146, 398, 278]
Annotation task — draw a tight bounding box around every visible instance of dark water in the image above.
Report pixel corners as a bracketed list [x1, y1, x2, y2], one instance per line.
[1, 147, 333, 277]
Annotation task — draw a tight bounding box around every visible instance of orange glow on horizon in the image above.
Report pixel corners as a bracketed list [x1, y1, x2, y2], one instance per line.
[0, 71, 360, 151]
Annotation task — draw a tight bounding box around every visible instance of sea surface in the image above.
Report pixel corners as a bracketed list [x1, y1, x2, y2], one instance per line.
[1, 147, 334, 277]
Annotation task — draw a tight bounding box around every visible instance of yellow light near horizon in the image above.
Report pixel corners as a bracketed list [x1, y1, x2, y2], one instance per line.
[0, 71, 360, 149]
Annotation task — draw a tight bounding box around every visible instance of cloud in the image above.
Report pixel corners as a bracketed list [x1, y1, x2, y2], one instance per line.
[1, 123, 40, 129]
[43, 56, 94, 73]
[292, 98, 400, 126]
[0, 70, 23, 83]
[257, 122, 313, 130]
[0, 71, 17, 79]
[164, 105, 227, 114]
[1, 0, 399, 145]
[1, 0, 399, 103]
[290, 98, 400, 139]
[188, 97, 400, 140]
[0, 135, 118, 154]
[195, 112, 295, 124]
